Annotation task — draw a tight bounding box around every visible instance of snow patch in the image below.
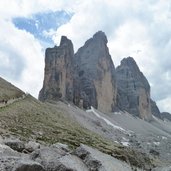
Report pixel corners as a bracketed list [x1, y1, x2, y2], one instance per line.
[113, 112, 122, 115]
[87, 107, 129, 134]
[162, 136, 167, 140]
[153, 142, 160, 146]
[121, 142, 129, 146]
[152, 115, 160, 121]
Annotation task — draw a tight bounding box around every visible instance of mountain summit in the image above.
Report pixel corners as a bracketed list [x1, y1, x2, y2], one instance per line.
[39, 31, 117, 113]
[116, 57, 152, 121]
[73, 31, 117, 113]
[39, 31, 159, 120]
[39, 35, 74, 102]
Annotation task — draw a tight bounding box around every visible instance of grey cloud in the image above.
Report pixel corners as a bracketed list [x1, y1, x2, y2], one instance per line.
[0, 46, 25, 80]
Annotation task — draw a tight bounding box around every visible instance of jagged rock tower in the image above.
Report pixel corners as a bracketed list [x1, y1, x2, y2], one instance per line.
[73, 31, 117, 113]
[116, 57, 152, 121]
[39, 31, 160, 120]
[39, 31, 117, 113]
[39, 36, 74, 101]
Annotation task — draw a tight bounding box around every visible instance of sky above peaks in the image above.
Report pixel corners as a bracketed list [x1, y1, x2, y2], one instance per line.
[0, 0, 171, 113]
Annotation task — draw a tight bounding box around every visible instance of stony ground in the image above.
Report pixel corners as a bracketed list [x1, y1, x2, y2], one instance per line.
[0, 95, 158, 170]
[0, 136, 136, 171]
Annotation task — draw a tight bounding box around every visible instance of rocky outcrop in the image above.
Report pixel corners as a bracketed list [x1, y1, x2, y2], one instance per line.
[0, 137, 137, 171]
[161, 112, 171, 121]
[39, 31, 117, 113]
[39, 31, 162, 118]
[39, 36, 74, 102]
[74, 144, 133, 171]
[116, 57, 152, 121]
[150, 99, 162, 119]
[73, 31, 117, 113]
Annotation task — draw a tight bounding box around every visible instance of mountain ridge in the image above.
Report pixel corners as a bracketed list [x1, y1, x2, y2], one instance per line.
[39, 31, 160, 121]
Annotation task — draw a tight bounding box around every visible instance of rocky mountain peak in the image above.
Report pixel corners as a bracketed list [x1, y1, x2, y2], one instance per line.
[39, 36, 74, 101]
[117, 57, 150, 91]
[39, 31, 117, 113]
[116, 57, 152, 121]
[93, 31, 108, 43]
[39, 31, 160, 120]
[83, 31, 108, 49]
[73, 31, 117, 113]
[120, 57, 140, 71]
[60, 35, 73, 47]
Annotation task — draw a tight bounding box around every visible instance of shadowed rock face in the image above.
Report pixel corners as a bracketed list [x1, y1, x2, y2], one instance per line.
[73, 31, 117, 113]
[116, 57, 152, 121]
[150, 99, 162, 119]
[161, 112, 171, 121]
[39, 36, 74, 102]
[39, 31, 160, 118]
[39, 31, 117, 113]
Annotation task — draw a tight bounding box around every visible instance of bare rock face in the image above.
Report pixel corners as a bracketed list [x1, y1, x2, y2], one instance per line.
[74, 144, 133, 171]
[39, 31, 117, 113]
[39, 36, 74, 102]
[73, 31, 117, 113]
[161, 112, 171, 121]
[116, 57, 152, 121]
[150, 99, 162, 119]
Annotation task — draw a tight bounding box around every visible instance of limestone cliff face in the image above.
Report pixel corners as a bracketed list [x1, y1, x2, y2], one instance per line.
[73, 31, 117, 113]
[39, 31, 160, 119]
[116, 57, 152, 121]
[150, 99, 162, 119]
[39, 36, 74, 101]
[39, 31, 117, 113]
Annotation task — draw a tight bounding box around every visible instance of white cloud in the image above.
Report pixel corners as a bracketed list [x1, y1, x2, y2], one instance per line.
[0, 0, 76, 18]
[53, 0, 171, 112]
[0, 19, 44, 97]
[158, 97, 171, 113]
[0, 0, 171, 112]
[0, 0, 76, 97]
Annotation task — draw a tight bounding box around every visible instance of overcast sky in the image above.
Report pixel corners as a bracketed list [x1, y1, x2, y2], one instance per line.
[0, 0, 171, 113]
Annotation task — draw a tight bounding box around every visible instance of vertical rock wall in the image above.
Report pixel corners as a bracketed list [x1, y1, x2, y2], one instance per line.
[73, 31, 117, 113]
[116, 57, 152, 121]
[39, 36, 74, 101]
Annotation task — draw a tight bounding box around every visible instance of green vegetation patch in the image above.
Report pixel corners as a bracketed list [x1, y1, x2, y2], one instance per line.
[0, 95, 156, 170]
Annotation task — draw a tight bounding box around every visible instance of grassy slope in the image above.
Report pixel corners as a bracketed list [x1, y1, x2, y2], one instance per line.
[0, 77, 24, 100]
[0, 95, 157, 169]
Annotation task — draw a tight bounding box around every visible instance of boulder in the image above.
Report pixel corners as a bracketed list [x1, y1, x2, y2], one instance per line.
[14, 160, 45, 171]
[4, 139, 25, 152]
[55, 154, 88, 171]
[0, 156, 19, 171]
[51, 142, 70, 152]
[25, 141, 40, 153]
[30, 146, 67, 170]
[0, 143, 21, 157]
[74, 144, 132, 171]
